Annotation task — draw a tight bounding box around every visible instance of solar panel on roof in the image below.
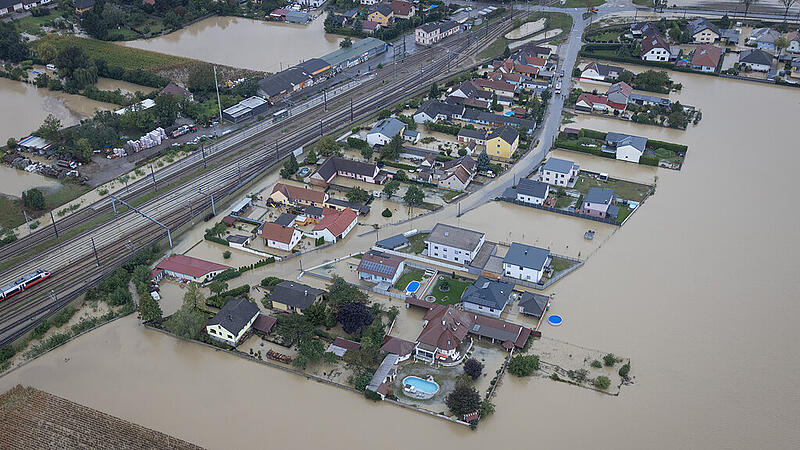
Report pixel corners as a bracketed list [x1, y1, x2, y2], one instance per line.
[361, 261, 394, 275]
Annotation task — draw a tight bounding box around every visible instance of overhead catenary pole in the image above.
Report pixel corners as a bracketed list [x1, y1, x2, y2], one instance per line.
[350, 98, 354, 122]
[200, 144, 207, 169]
[50, 210, 58, 238]
[198, 189, 216, 216]
[150, 165, 157, 192]
[109, 194, 173, 248]
[91, 237, 100, 266]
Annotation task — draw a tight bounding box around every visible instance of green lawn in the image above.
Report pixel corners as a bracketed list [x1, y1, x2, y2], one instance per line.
[394, 268, 424, 291]
[632, 0, 653, 5]
[403, 232, 428, 254]
[555, 195, 573, 209]
[430, 276, 470, 305]
[477, 36, 509, 61]
[616, 205, 633, 223]
[442, 189, 461, 202]
[573, 174, 652, 202]
[13, 11, 65, 35]
[559, 0, 605, 7]
[550, 256, 579, 273]
[591, 30, 622, 42]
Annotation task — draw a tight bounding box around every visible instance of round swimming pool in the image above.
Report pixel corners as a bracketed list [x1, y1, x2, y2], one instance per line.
[402, 376, 439, 400]
[406, 280, 421, 294]
[548, 315, 563, 326]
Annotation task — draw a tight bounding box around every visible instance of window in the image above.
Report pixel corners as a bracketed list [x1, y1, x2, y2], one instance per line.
[210, 329, 216, 334]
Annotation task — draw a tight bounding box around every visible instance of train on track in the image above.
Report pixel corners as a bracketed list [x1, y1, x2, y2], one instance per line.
[0, 270, 51, 301]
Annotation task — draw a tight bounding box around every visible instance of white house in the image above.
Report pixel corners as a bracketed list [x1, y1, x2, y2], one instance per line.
[687, 18, 720, 44]
[641, 34, 670, 61]
[367, 117, 406, 147]
[461, 277, 514, 318]
[739, 49, 773, 72]
[787, 31, 800, 53]
[205, 298, 260, 346]
[580, 62, 624, 81]
[541, 157, 579, 187]
[0, 0, 24, 15]
[357, 250, 406, 284]
[424, 223, 485, 265]
[502, 242, 551, 284]
[260, 222, 302, 252]
[296, 0, 324, 7]
[515, 179, 549, 205]
[605, 132, 646, 163]
[310, 208, 358, 243]
[415, 22, 440, 46]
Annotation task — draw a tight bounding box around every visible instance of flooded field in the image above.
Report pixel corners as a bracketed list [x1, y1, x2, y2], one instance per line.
[2, 70, 800, 449]
[121, 16, 346, 73]
[94, 77, 157, 95]
[0, 165, 60, 197]
[0, 77, 116, 146]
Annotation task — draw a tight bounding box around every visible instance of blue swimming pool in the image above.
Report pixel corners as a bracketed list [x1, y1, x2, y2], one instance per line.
[548, 315, 563, 326]
[406, 281, 421, 293]
[403, 376, 439, 395]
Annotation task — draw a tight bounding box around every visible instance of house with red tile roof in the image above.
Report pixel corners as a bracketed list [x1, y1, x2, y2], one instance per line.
[311, 208, 358, 243]
[381, 336, 417, 362]
[690, 44, 722, 72]
[575, 93, 611, 112]
[260, 222, 303, 251]
[269, 182, 328, 207]
[641, 33, 670, 61]
[471, 78, 516, 97]
[156, 254, 231, 283]
[606, 81, 632, 109]
[389, 0, 415, 19]
[357, 250, 406, 284]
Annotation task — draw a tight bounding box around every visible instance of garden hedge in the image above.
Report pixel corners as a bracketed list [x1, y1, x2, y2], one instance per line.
[646, 139, 688, 154]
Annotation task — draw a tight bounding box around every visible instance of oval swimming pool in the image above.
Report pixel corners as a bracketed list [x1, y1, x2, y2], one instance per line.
[406, 281, 421, 293]
[402, 376, 439, 399]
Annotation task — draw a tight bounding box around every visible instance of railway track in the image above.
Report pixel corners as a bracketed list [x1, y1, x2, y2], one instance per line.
[0, 13, 520, 347]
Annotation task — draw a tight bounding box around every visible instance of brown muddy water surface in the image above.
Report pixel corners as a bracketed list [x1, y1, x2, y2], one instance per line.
[121, 16, 346, 73]
[2, 72, 800, 449]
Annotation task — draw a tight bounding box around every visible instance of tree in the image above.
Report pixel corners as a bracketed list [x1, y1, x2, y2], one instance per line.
[378, 109, 391, 119]
[380, 134, 403, 160]
[73, 138, 93, 163]
[603, 353, 617, 367]
[593, 375, 611, 390]
[619, 362, 631, 378]
[463, 358, 483, 380]
[780, 0, 797, 21]
[403, 185, 424, 206]
[503, 45, 511, 58]
[0, 22, 30, 63]
[164, 286, 207, 339]
[353, 370, 373, 391]
[480, 398, 496, 418]
[6, 137, 17, 150]
[458, 148, 467, 157]
[337, 302, 373, 334]
[741, 0, 760, 18]
[304, 148, 318, 165]
[208, 281, 228, 297]
[382, 180, 400, 198]
[187, 66, 216, 93]
[22, 189, 46, 210]
[275, 313, 314, 345]
[346, 186, 368, 203]
[36, 114, 62, 142]
[154, 94, 181, 127]
[304, 301, 328, 326]
[445, 383, 481, 416]
[382, 208, 392, 217]
[293, 338, 325, 369]
[393, 170, 408, 182]
[232, 78, 259, 97]
[668, 23, 682, 42]
[340, 37, 353, 48]
[138, 291, 163, 322]
[222, 250, 232, 259]
[327, 276, 367, 309]
[55, 46, 89, 80]
[774, 36, 789, 57]
[164, 10, 183, 30]
[281, 153, 299, 178]
[429, 82, 439, 99]
[476, 150, 491, 171]
[507, 354, 540, 377]
[360, 146, 374, 160]
[315, 135, 341, 157]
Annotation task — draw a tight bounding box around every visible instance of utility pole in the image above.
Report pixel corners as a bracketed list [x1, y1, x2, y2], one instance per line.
[50, 210, 58, 239]
[323, 88, 327, 111]
[150, 165, 157, 192]
[213, 65, 223, 137]
[91, 237, 100, 266]
[199, 189, 216, 216]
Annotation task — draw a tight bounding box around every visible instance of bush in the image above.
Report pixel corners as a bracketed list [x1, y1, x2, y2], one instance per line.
[354, 370, 373, 392]
[464, 358, 483, 380]
[260, 276, 283, 289]
[347, 136, 368, 150]
[603, 353, 617, 367]
[382, 208, 392, 217]
[593, 375, 611, 390]
[507, 355, 540, 377]
[206, 285, 251, 308]
[646, 139, 687, 154]
[364, 389, 383, 401]
[579, 128, 607, 140]
[619, 362, 631, 378]
[315, 236, 325, 246]
[222, 250, 231, 259]
[639, 156, 659, 166]
[213, 268, 241, 283]
[590, 359, 602, 368]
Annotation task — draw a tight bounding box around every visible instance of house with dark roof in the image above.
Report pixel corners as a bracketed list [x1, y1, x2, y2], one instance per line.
[0, 0, 24, 15]
[310, 157, 383, 186]
[503, 242, 551, 284]
[581, 61, 625, 81]
[274, 213, 296, 227]
[205, 298, 260, 346]
[690, 44, 722, 72]
[641, 33, 670, 61]
[269, 182, 328, 207]
[457, 127, 487, 145]
[787, 30, 800, 54]
[514, 178, 550, 205]
[425, 223, 485, 264]
[159, 83, 192, 101]
[325, 197, 370, 215]
[486, 126, 519, 159]
[375, 233, 410, 251]
[461, 276, 514, 318]
[74, 0, 94, 13]
[311, 208, 358, 243]
[629, 93, 671, 107]
[412, 99, 465, 124]
[438, 165, 474, 191]
[296, 58, 331, 81]
[604, 132, 647, 163]
[581, 187, 618, 219]
[748, 27, 780, 52]
[630, 22, 658, 38]
[739, 48, 773, 72]
[368, 3, 394, 26]
[358, 250, 406, 284]
[156, 255, 231, 283]
[519, 292, 550, 318]
[257, 66, 313, 101]
[270, 281, 325, 313]
[541, 157, 579, 187]
[687, 18, 720, 43]
[260, 222, 302, 251]
[381, 336, 417, 362]
[389, 0, 414, 19]
[253, 314, 278, 335]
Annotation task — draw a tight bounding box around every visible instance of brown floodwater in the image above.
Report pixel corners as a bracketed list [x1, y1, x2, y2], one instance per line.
[2, 71, 800, 449]
[120, 16, 346, 73]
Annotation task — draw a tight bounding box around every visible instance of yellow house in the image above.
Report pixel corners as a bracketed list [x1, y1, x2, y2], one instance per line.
[270, 281, 325, 314]
[368, 4, 394, 26]
[486, 126, 520, 159]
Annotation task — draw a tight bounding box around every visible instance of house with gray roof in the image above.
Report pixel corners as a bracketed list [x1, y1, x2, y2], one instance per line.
[748, 27, 781, 52]
[541, 157, 579, 187]
[375, 233, 409, 250]
[687, 18, 720, 43]
[461, 277, 514, 318]
[457, 127, 487, 145]
[502, 243, 551, 284]
[413, 100, 464, 124]
[310, 156, 382, 186]
[425, 223, 485, 265]
[604, 132, 647, 163]
[270, 281, 326, 313]
[519, 292, 550, 318]
[515, 179, 550, 205]
[580, 187, 618, 219]
[205, 298, 260, 346]
[739, 48, 773, 72]
[357, 250, 406, 284]
[367, 117, 406, 147]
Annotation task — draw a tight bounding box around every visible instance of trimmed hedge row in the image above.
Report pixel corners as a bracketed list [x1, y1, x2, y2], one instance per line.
[639, 156, 660, 166]
[204, 234, 229, 246]
[381, 160, 417, 171]
[580, 128, 607, 140]
[554, 140, 615, 159]
[426, 122, 461, 136]
[207, 285, 251, 309]
[646, 139, 688, 154]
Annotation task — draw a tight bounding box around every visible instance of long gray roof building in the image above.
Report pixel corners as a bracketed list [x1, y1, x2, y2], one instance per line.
[516, 178, 549, 199]
[542, 157, 577, 174]
[206, 298, 260, 337]
[426, 223, 485, 252]
[503, 242, 550, 271]
[461, 276, 514, 310]
[271, 281, 325, 311]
